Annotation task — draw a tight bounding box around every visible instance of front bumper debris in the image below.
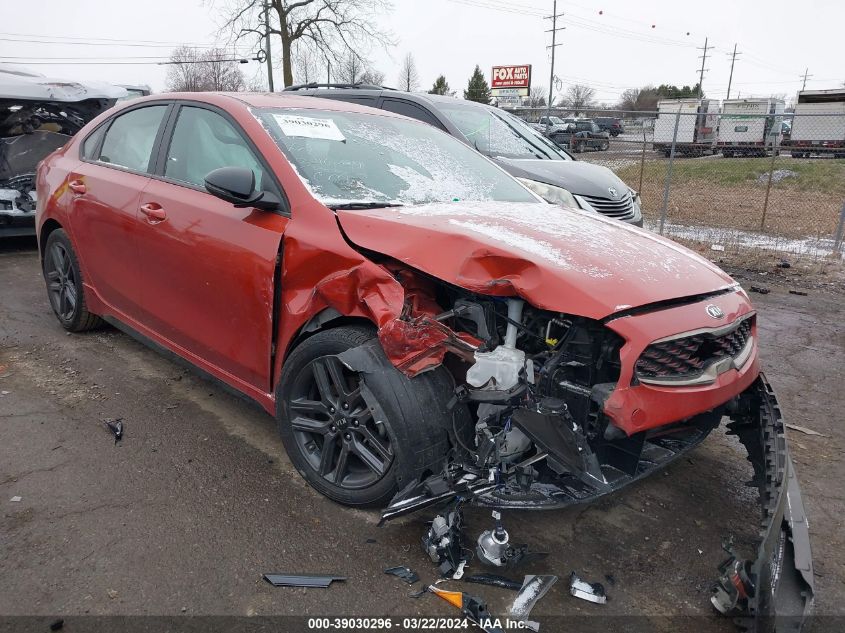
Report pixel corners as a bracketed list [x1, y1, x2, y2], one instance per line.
[381, 374, 814, 632]
[713, 374, 814, 631]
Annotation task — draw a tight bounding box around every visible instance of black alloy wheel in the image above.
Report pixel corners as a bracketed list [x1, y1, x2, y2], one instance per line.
[45, 241, 78, 322]
[288, 355, 394, 490]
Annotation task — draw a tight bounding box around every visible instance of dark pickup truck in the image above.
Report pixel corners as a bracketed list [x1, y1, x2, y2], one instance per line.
[594, 116, 625, 136]
[548, 119, 610, 152]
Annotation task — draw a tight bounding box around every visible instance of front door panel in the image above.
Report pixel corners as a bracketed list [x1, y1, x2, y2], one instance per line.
[134, 181, 286, 391]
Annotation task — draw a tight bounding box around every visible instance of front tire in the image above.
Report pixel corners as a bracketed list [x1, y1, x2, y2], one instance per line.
[277, 325, 466, 507]
[42, 229, 103, 332]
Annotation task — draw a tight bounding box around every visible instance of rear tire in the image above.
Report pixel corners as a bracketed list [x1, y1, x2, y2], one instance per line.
[42, 229, 103, 332]
[600, 140, 610, 151]
[276, 325, 469, 507]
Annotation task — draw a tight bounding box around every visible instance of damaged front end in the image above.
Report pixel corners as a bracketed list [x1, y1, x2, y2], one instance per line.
[366, 282, 812, 630]
[379, 294, 727, 521]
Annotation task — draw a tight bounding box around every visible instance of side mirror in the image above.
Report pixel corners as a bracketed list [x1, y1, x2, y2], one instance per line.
[204, 166, 280, 211]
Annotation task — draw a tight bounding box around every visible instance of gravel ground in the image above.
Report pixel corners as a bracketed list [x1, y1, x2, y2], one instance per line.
[1, 237, 842, 632]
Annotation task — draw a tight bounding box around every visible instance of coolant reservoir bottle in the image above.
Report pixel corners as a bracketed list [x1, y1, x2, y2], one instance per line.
[466, 346, 534, 390]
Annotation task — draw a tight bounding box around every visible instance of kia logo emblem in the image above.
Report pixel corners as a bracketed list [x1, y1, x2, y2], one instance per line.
[706, 305, 724, 319]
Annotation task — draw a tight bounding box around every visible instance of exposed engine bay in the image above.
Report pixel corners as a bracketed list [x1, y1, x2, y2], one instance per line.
[364, 289, 724, 520]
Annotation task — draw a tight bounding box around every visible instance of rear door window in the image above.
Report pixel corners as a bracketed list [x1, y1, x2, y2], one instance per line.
[98, 105, 168, 173]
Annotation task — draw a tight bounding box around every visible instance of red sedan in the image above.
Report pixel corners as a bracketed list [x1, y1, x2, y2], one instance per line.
[32, 90, 765, 499]
[35, 94, 812, 624]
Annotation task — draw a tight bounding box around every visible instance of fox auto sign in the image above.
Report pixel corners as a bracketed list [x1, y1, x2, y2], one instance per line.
[491, 65, 532, 90]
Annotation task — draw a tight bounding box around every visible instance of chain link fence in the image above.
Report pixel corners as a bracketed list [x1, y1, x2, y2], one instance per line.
[507, 105, 845, 263]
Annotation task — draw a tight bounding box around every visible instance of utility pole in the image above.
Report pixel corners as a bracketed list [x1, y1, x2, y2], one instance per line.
[263, 0, 274, 91]
[800, 68, 812, 91]
[726, 43, 740, 100]
[544, 0, 564, 131]
[696, 37, 711, 98]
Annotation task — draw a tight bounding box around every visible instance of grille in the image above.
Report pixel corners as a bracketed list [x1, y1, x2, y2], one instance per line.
[580, 192, 636, 221]
[636, 317, 753, 384]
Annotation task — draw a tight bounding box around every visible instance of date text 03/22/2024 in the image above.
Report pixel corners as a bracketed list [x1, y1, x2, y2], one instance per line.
[307, 618, 535, 630]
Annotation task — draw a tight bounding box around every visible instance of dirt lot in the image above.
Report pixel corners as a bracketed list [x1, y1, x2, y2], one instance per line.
[1, 237, 843, 632]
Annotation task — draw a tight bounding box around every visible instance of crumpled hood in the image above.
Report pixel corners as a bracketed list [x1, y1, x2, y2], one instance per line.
[495, 158, 632, 198]
[337, 201, 735, 319]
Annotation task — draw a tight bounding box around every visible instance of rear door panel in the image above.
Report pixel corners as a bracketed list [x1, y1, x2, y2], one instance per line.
[67, 104, 170, 317]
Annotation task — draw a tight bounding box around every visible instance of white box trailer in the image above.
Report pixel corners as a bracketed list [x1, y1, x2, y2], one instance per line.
[653, 98, 718, 157]
[717, 98, 784, 157]
[786, 89, 845, 158]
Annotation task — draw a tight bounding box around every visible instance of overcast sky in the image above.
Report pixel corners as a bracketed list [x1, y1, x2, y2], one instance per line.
[2, 0, 842, 105]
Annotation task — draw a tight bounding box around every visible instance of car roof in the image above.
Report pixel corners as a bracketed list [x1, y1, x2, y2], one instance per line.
[125, 91, 410, 118]
[285, 85, 503, 112]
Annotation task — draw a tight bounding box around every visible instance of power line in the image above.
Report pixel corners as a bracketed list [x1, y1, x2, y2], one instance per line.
[0, 35, 250, 51]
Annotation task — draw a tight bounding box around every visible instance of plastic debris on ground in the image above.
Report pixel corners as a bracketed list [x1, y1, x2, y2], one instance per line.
[104, 418, 123, 444]
[568, 572, 607, 604]
[509, 575, 558, 620]
[785, 423, 825, 437]
[429, 585, 505, 633]
[10, 496, 21, 502]
[749, 286, 770, 294]
[710, 244, 725, 252]
[463, 573, 523, 591]
[421, 502, 468, 578]
[384, 566, 419, 585]
[475, 510, 546, 568]
[262, 574, 346, 588]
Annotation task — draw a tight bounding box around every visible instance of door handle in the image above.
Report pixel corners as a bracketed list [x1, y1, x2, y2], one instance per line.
[140, 202, 167, 223]
[68, 180, 86, 194]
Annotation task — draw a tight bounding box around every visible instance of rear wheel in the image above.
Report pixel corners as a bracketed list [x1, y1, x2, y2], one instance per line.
[600, 140, 610, 151]
[277, 325, 465, 507]
[42, 229, 103, 332]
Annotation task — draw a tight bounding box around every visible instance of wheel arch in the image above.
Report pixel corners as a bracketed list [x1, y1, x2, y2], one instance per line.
[39, 218, 63, 261]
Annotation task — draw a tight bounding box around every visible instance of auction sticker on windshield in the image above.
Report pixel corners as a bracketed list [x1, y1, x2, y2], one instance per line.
[273, 114, 346, 141]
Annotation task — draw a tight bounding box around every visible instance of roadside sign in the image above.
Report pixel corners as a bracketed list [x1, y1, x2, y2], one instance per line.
[491, 87, 528, 98]
[491, 65, 531, 90]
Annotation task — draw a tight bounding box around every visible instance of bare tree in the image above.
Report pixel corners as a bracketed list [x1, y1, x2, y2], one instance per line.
[360, 67, 385, 86]
[397, 52, 419, 92]
[526, 86, 547, 108]
[204, 48, 246, 91]
[335, 51, 366, 84]
[616, 86, 660, 112]
[220, 0, 394, 88]
[559, 84, 596, 112]
[165, 46, 207, 92]
[165, 46, 246, 92]
[334, 51, 382, 85]
[293, 41, 322, 84]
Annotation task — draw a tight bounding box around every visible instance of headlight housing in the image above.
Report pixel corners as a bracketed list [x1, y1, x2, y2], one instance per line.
[629, 188, 643, 222]
[516, 178, 579, 209]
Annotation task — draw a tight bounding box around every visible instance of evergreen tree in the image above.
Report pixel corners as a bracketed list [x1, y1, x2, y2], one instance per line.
[463, 65, 491, 104]
[430, 75, 452, 95]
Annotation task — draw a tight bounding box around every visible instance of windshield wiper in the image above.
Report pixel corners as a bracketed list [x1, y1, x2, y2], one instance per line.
[327, 201, 404, 210]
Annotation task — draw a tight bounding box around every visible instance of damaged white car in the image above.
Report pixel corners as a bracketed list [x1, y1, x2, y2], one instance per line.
[0, 65, 125, 236]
